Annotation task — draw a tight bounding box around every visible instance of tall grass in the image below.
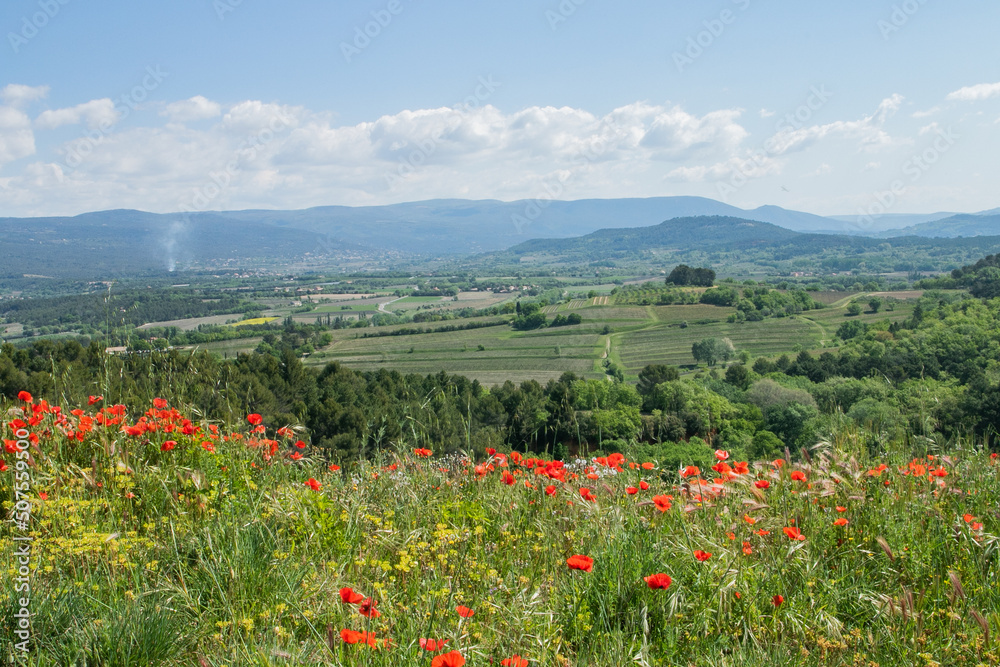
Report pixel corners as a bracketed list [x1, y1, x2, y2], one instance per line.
[2, 395, 998, 666]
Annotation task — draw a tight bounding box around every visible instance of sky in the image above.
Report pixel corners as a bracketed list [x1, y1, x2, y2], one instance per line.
[1, 0, 998, 219]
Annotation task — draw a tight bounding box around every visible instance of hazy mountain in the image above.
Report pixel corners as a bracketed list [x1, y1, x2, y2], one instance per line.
[4, 198, 997, 279]
[825, 212, 959, 234]
[874, 213, 1000, 238]
[493, 215, 1000, 267]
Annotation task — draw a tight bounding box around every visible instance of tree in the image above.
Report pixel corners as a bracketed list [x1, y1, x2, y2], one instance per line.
[693, 337, 736, 367]
[666, 265, 716, 287]
[868, 297, 883, 313]
[692, 338, 719, 366]
[637, 364, 680, 397]
[725, 363, 752, 390]
[846, 302, 863, 317]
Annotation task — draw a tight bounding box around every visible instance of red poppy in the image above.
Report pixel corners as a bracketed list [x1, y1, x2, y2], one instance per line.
[625, 486, 638, 495]
[715, 449, 729, 460]
[420, 638, 448, 651]
[339, 587, 364, 604]
[455, 605, 475, 618]
[247, 413, 263, 425]
[742, 541, 753, 556]
[790, 471, 807, 482]
[743, 514, 757, 525]
[502, 471, 515, 486]
[833, 518, 848, 527]
[329, 463, 341, 471]
[783, 527, 805, 541]
[501, 655, 529, 667]
[340, 629, 378, 647]
[641, 462, 655, 470]
[772, 594, 784, 607]
[432, 651, 466, 667]
[644, 573, 672, 590]
[963, 513, 975, 523]
[160, 440, 176, 452]
[754, 480, 770, 489]
[680, 465, 701, 478]
[566, 555, 594, 572]
[545, 485, 557, 496]
[201, 441, 216, 453]
[836, 506, 847, 512]
[639, 480, 650, 490]
[38, 492, 48, 500]
[152, 397, 167, 409]
[772, 458, 785, 468]
[88, 395, 103, 405]
[17, 391, 33, 402]
[414, 448, 433, 457]
[305, 478, 321, 492]
[693, 550, 712, 562]
[651, 495, 672, 512]
[731, 461, 749, 475]
[580, 488, 596, 502]
[358, 597, 380, 618]
[0, 460, 7, 472]
[340, 628, 366, 644]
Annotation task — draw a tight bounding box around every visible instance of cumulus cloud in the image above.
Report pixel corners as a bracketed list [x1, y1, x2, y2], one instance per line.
[946, 82, 1000, 102]
[766, 94, 904, 156]
[1, 84, 49, 108]
[0, 90, 934, 216]
[35, 99, 120, 130]
[0, 106, 36, 165]
[161, 95, 222, 123]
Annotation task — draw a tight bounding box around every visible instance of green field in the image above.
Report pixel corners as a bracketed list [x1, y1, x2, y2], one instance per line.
[171, 291, 921, 385]
[308, 322, 608, 385]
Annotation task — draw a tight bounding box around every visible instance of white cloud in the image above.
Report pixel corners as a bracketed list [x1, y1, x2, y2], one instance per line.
[4, 89, 974, 217]
[35, 99, 120, 130]
[912, 106, 940, 119]
[862, 161, 881, 172]
[1, 84, 49, 108]
[0, 106, 36, 165]
[161, 96, 222, 123]
[759, 108, 775, 118]
[946, 82, 1000, 102]
[766, 94, 904, 156]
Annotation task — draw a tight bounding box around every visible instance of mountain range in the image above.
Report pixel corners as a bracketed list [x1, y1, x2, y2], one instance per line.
[3, 197, 1000, 279]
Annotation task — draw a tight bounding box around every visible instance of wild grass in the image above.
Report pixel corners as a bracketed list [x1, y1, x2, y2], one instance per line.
[3, 398, 998, 666]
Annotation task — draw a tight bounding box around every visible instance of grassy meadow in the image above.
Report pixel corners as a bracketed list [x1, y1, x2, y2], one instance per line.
[1, 393, 998, 666]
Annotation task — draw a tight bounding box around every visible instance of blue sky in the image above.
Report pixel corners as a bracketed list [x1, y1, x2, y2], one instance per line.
[1, 0, 998, 218]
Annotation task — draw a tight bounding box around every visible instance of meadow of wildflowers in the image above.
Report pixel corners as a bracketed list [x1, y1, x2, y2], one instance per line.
[2, 391, 999, 666]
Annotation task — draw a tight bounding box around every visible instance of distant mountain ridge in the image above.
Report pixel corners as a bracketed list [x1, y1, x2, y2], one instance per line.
[2, 197, 998, 279]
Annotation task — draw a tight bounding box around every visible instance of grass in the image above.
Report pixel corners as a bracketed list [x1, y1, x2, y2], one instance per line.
[309, 324, 605, 384]
[2, 396, 998, 666]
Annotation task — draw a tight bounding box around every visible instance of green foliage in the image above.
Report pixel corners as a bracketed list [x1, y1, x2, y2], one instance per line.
[665, 264, 716, 287]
